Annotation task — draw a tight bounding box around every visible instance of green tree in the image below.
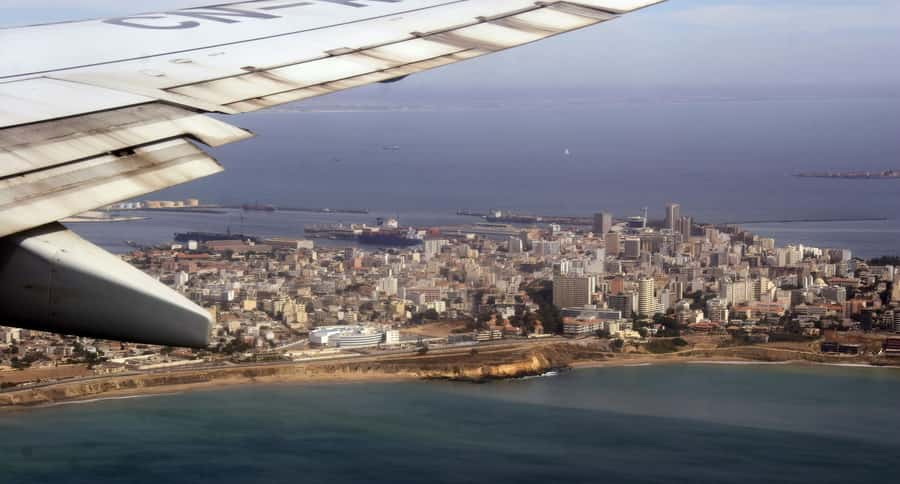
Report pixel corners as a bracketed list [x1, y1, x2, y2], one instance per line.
[527, 281, 563, 334]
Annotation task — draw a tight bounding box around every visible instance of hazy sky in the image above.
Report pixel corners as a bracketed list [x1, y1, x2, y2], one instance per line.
[2, 0, 898, 90]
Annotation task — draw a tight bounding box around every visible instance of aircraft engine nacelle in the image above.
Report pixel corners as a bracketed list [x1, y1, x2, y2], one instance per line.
[0, 223, 211, 348]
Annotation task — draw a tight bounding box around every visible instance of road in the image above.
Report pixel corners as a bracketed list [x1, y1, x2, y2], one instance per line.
[1, 336, 566, 395]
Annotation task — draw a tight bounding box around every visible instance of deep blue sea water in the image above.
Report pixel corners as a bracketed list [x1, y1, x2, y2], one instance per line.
[162, 95, 900, 220]
[2, 364, 899, 484]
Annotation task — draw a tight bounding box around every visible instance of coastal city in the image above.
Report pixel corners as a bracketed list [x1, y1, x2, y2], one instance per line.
[4, 0, 899, 480]
[2, 201, 900, 395]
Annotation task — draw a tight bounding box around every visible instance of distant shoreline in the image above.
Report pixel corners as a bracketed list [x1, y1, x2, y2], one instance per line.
[732, 217, 890, 224]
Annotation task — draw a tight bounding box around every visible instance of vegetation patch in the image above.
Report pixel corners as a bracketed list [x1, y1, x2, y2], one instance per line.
[644, 338, 689, 354]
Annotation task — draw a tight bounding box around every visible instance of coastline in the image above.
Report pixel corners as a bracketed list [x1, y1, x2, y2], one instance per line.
[3, 342, 898, 411]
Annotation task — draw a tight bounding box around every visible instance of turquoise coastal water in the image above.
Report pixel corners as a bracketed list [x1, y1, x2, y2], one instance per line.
[2, 364, 899, 484]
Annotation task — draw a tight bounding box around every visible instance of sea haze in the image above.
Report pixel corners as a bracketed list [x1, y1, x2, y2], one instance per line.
[70, 87, 900, 258]
[158, 88, 900, 221]
[2, 364, 899, 484]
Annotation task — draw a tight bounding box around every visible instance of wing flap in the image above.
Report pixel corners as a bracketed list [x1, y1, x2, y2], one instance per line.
[226, 51, 481, 112]
[0, 103, 252, 178]
[0, 138, 223, 238]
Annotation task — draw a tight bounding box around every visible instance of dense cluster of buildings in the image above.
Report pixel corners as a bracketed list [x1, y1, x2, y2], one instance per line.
[3, 202, 900, 380]
[556, 204, 900, 339]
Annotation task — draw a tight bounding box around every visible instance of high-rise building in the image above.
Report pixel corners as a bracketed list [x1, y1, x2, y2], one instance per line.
[608, 293, 635, 319]
[605, 232, 621, 255]
[670, 281, 685, 302]
[624, 238, 641, 259]
[638, 277, 656, 316]
[377, 275, 399, 296]
[706, 298, 729, 323]
[533, 240, 561, 257]
[720, 279, 751, 305]
[424, 239, 448, 260]
[593, 212, 613, 236]
[753, 277, 774, 301]
[507, 236, 524, 253]
[553, 275, 596, 308]
[677, 216, 692, 240]
[665, 203, 681, 231]
[821, 285, 846, 305]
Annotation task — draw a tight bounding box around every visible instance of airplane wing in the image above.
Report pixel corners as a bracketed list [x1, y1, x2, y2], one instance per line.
[0, 0, 664, 347]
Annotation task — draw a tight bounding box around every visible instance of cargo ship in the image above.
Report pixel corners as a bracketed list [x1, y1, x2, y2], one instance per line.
[358, 227, 422, 247]
[241, 203, 276, 212]
[174, 231, 260, 243]
[794, 170, 900, 179]
[304, 224, 358, 240]
[304, 218, 423, 246]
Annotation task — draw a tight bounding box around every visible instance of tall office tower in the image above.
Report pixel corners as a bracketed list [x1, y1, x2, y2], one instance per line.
[608, 292, 635, 319]
[553, 274, 596, 309]
[593, 212, 613, 236]
[605, 232, 621, 255]
[678, 216, 692, 240]
[638, 277, 656, 316]
[670, 281, 685, 301]
[720, 279, 752, 305]
[665, 203, 681, 230]
[624, 237, 641, 259]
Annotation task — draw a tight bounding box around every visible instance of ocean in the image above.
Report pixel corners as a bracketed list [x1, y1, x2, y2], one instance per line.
[65, 91, 900, 258]
[2, 364, 899, 483]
